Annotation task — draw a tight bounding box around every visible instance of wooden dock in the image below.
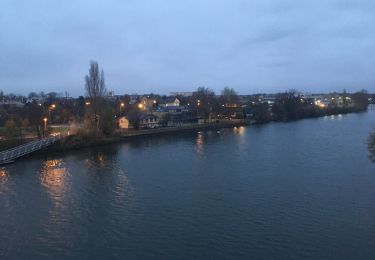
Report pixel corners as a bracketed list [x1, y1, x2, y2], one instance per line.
[0, 134, 62, 165]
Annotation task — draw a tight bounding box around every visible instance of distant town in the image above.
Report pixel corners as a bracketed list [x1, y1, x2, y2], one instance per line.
[0, 62, 374, 153]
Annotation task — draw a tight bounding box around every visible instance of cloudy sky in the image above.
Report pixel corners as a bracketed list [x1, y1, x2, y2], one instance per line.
[1, 0, 375, 96]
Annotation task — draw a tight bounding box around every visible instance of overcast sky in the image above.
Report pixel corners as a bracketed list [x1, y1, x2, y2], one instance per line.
[1, 0, 375, 96]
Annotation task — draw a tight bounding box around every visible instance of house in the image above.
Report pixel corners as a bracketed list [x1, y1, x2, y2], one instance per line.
[159, 97, 180, 107]
[139, 114, 159, 129]
[154, 105, 197, 126]
[139, 96, 157, 111]
[119, 117, 131, 129]
[155, 105, 184, 114]
[27, 96, 45, 104]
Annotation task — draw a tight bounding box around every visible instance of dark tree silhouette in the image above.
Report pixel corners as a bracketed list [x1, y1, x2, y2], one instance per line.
[190, 87, 216, 120]
[84, 61, 107, 130]
[220, 87, 239, 106]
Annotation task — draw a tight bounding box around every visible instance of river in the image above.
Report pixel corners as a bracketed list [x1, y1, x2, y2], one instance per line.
[1, 109, 375, 259]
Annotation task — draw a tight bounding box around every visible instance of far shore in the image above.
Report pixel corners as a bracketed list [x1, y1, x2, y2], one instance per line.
[0, 106, 370, 162]
[46, 120, 249, 153]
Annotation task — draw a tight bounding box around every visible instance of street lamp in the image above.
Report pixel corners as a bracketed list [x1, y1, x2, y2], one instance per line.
[43, 118, 47, 131]
[48, 104, 56, 126]
[196, 100, 200, 119]
[138, 103, 143, 109]
[120, 102, 125, 117]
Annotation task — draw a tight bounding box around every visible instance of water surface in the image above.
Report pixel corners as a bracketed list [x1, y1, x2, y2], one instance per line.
[1, 110, 375, 259]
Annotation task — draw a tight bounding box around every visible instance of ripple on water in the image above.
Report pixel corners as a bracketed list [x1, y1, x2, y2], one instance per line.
[1, 110, 375, 259]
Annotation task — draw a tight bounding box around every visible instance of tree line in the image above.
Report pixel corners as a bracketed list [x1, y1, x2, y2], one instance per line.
[0, 61, 372, 140]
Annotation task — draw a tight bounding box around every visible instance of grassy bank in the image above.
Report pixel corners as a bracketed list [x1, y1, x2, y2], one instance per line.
[1, 106, 369, 159]
[46, 120, 248, 153]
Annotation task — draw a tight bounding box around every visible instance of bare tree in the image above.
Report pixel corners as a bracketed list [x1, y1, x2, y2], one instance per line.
[190, 87, 216, 120]
[220, 87, 239, 106]
[85, 61, 106, 99]
[85, 61, 107, 130]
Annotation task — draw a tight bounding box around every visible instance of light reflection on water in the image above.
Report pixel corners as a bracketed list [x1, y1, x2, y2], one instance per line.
[195, 132, 204, 155]
[85, 152, 112, 169]
[233, 126, 247, 151]
[1, 109, 375, 259]
[40, 159, 68, 203]
[0, 167, 8, 183]
[233, 126, 246, 135]
[0, 168, 9, 195]
[327, 114, 343, 121]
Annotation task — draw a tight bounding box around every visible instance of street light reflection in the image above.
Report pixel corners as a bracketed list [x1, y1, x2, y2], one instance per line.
[196, 132, 204, 155]
[40, 159, 68, 201]
[0, 168, 9, 186]
[233, 126, 246, 135]
[85, 152, 110, 168]
[96, 153, 108, 167]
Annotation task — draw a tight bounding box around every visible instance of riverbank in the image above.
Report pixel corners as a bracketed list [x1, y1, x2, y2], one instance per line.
[3, 105, 375, 260]
[49, 106, 369, 153]
[47, 120, 249, 153]
[1, 106, 370, 159]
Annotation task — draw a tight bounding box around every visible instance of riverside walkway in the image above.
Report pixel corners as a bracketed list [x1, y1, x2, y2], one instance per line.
[0, 133, 62, 165]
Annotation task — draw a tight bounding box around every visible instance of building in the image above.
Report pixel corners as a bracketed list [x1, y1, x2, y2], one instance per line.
[154, 105, 197, 126]
[139, 114, 159, 129]
[159, 97, 180, 107]
[119, 117, 131, 129]
[139, 96, 157, 111]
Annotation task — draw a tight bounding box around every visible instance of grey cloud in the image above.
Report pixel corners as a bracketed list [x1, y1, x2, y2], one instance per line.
[1, 0, 375, 95]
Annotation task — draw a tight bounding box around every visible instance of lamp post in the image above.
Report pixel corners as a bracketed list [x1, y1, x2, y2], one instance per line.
[43, 117, 47, 133]
[120, 102, 125, 117]
[48, 104, 55, 126]
[196, 99, 200, 119]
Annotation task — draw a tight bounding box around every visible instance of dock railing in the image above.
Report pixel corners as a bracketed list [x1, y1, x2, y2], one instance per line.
[0, 133, 63, 164]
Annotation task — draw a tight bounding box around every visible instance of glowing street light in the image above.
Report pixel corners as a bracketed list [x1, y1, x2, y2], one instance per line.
[138, 103, 143, 109]
[120, 102, 125, 116]
[48, 104, 56, 126]
[43, 118, 47, 131]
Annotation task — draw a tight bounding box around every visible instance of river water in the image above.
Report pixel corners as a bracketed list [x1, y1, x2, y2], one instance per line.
[1, 109, 375, 259]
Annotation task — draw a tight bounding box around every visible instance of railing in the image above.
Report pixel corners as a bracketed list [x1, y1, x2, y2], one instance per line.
[0, 133, 63, 163]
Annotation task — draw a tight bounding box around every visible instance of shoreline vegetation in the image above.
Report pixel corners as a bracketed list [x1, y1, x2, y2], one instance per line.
[0, 61, 374, 159]
[51, 120, 247, 152]
[52, 106, 369, 153]
[0, 105, 369, 155]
